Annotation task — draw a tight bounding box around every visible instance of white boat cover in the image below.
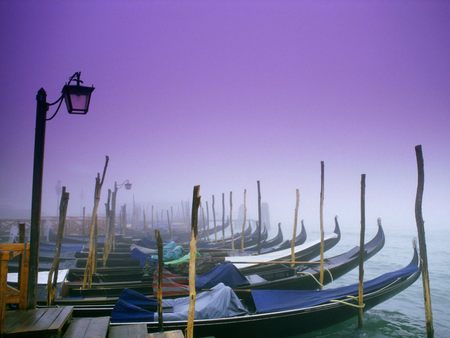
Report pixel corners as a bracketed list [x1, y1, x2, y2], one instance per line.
[7, 269, 69, 284]
[225, 233, 338, 269]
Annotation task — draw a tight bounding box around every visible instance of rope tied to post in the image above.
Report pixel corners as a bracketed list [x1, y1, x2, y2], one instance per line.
[330, 295, 365, 309]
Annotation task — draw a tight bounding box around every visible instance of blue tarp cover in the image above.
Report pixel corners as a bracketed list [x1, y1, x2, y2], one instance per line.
[112, 299, 155, 323]
[196, 262, 250, 289]
[117, 288, 158, 310]
[251, 261, 419, 313]
[111, 283, 248, 323]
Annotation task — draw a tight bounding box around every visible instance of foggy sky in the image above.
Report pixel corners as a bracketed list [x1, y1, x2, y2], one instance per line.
[1, 0, 449, 233]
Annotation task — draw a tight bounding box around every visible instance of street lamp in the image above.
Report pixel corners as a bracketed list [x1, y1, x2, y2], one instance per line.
[111, 180, 132, 234]
[117, 180, 132, 191]
[28, 72, 94, 308]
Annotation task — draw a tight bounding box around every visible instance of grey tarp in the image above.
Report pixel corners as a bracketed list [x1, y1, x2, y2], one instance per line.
[156, 283, 248, 321]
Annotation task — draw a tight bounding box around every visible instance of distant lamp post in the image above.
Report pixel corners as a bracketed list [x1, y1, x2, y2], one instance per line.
[111, 180, 132, 235]
[118, 180, 132, 191]
[28, 72, 94, 308]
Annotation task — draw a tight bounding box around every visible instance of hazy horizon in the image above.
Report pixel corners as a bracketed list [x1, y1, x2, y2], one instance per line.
[1, 1, 449, 233]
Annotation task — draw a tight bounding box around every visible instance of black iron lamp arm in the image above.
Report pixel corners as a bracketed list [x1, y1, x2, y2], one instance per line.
[45, 95, 64, 121]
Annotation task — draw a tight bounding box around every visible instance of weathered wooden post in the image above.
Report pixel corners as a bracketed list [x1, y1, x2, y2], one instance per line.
[319, 161, 325, 287]
[166, 210, 172, 240]
[155, 229, 164, 332]
[102, 189, 112, 266]
[257, 180, 262, 254]
[221, 193, 225, 242]
[17, 223, 25, 288]
[82, 206, 86, 237]
[200, 204, 206, 241]
[47, 186, 69, 305]
[205, 201, 210, 240]
[151, 205, 154, 229]
[143, 209, 147, 231]
[156, 207, 160, 229]
[229, 191, 234, 250]
[358, 174, 366, 328]
[83, 156, 109, 289]
[241, 189, 247, 250]
[291, 189, 300, 266]
[212, 195, 217, 242]
[415, 145, 434, 338]
[110, 186, 117, 251]
[186, 185, 201, 338]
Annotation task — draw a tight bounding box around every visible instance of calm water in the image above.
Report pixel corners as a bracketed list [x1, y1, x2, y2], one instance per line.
[285, 222, 450, 338]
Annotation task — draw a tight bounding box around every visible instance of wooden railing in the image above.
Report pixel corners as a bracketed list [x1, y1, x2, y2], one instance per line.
[0, 242, 30, 332]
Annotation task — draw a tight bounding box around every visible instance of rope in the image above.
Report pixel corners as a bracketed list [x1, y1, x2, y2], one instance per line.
[296, 267, 333, 287]
[297, 271, 323, 288]
[330, 295, 365, 309]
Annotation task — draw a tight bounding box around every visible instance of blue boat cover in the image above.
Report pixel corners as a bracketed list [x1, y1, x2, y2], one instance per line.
[117, 288, 158, 310]
[251, 261, 419, 313]
[112, 299, 155, 323]
[111, 283, 248, 323]
[196, 262, 250, 289]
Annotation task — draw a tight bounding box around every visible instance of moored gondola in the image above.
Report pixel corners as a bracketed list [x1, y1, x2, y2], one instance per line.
[108, 246, 420, 338]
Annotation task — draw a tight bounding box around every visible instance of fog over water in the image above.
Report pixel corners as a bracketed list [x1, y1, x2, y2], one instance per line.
[0, 2, 449, 235]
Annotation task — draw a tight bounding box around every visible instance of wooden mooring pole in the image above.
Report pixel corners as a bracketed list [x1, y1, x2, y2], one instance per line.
[319, 161, 325, 287]
[83, 156, 109, 289]
[358, 174, 366, 328]
[291, 189, 300, 266]
[241, 189, 247, 250]
[47, 186, 69, 305]
[221, 193, 225, 242]
[415, 145, 434, 338]
[167, 210, 172, 240]
[229, 191, 234, 251]
[155, 229, 164, 332]
[212, 195, 217, 242]
[205, 201, 210, 238]
[257, 180, 262, 254]
[186, 185, 201, 338]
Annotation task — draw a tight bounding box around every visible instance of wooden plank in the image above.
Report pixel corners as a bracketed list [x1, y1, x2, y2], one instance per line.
[63, 317, 109, 338]
[4, 308, 47, 333]
[3, 307, 73, 336]
[28, 306, 72, 332]
[108, 324, 147, 338]
[0, 243, 29, 252]
[48, 306, 74, 331]
[63, 317, 91, 338]
[148, 330, 185, 338]
[1, 260, 9, 329]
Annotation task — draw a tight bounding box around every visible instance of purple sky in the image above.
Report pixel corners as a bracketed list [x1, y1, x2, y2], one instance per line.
[1, 0, 449, 232]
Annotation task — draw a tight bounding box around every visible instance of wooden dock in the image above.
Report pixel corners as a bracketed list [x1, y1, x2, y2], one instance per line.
[0, 236, 195, 338]
[2, 306, 73, 337]
[1, 306, 189, 338]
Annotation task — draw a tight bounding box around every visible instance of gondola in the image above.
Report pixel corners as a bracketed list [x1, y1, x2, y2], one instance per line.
[109, 245, 420, 338]
[227, 217, 341, 274]
[54, 220, 347, 304]
[60, 223, 337, 298]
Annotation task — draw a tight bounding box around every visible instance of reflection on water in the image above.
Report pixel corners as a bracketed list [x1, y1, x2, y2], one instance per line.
[284, 223, 449, 337]
[297, 310, 425, 338]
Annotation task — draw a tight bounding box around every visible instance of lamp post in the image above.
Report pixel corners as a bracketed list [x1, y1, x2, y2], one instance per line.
[28, 72, 94, 308]
[111, 180, 132, 235]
